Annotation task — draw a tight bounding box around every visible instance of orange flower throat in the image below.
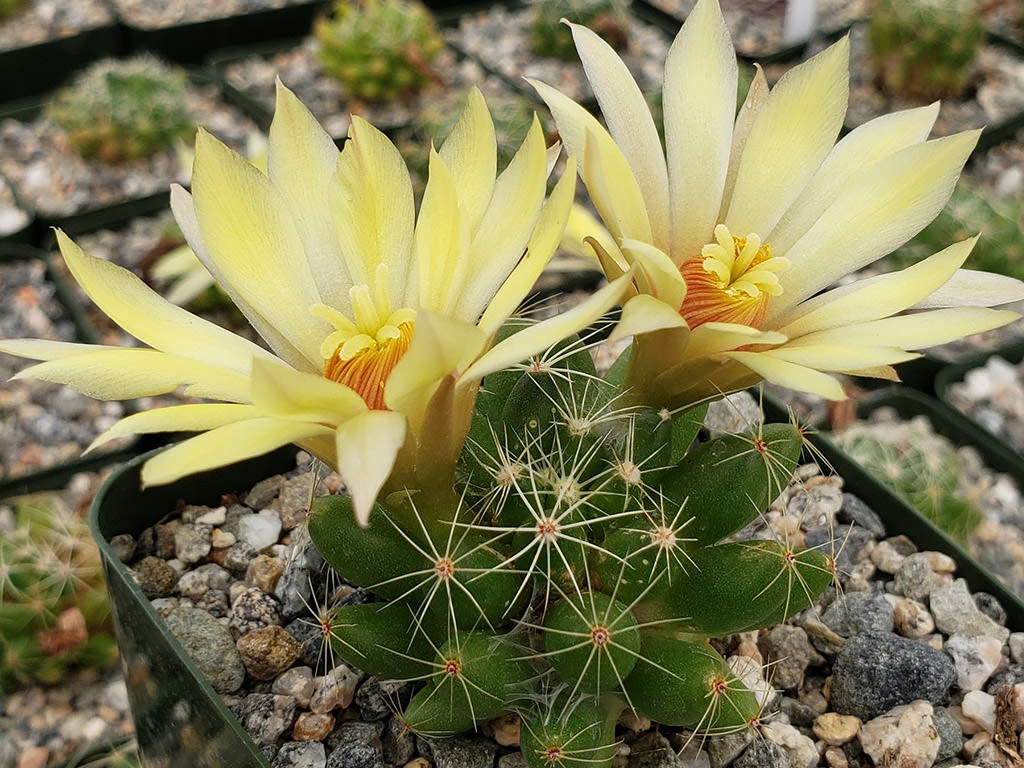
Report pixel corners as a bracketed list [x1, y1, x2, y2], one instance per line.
[324, 321, 414, 410]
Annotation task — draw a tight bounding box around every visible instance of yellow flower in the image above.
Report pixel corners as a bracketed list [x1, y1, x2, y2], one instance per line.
[532, 0, 1024, 406]
[0, 82, 629, 523]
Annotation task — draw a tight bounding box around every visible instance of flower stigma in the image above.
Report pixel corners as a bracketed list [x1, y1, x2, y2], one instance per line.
[679, 224, 789, 329]
[314, 265, 415, 411]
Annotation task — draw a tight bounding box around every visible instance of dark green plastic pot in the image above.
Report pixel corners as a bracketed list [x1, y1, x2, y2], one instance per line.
[768, 386, 1024, 628]
[113, 0, 331, 65]
[90, 446, 300, 768]
[0, 23, 123, 105]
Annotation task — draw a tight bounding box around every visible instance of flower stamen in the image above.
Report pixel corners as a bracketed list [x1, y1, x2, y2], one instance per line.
[679, 224, 789, 330]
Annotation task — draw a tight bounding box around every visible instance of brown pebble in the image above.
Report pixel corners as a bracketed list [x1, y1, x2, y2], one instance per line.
[237, 626, 303, 680]
[488, 712, 521, 746]
[245, 554, 284, 593]
[813, 712, 861, 745]
[292, 711, 335, 741]
[17, 746, 49, 768]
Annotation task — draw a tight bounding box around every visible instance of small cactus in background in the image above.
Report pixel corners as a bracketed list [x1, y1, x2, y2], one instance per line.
[887, 181, 1024, 281]
[0, 495, 118, 692]
[314, 0, 445, 103]
[834, 412, 985, 542]
[307, 334, 835, 758]
[46, 56, 194, 164]
[0, 0, 30, 20]
[868, 0, 985, 100]
[530, 0, 630, 61]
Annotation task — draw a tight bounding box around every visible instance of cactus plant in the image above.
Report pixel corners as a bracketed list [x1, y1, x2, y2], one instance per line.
[530, 0, 630, 61]
[314, 0, 445, 103]
[308, 335, 835, 759]
[886, 181, 1024, 282]
[0, 0, 29, 19]
[0, 495, 118, 692]
[46, 56, 194, 164]
[834, 413, 985, 542]
[868, 0, 985, 100]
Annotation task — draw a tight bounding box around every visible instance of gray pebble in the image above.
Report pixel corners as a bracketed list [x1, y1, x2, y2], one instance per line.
[822, 591, 894, 637]
[229, 586, 282, 638]
[178, 563, 232, 601]
[628, 731, 680, 768]
[274, 740, 327, 768]
[381, 716, 417, 766]
[163, 605, 245, 694]
[757, 625, 819, 690]
[707, 730, 752, 768]
[109, 533, 136, 563]
[733, 740, 790, 768]
[837, 493, 886, 537]
[930, 579, 1010, 642]
[973, 592, 1007, 625]
[355, 678, 410, 721]
[195, 589, 230, 618]
[893, 552, 950, 601]
[429, 735, 497, 768]
[830, 631, 956, 720]
[236, 693, 299, 749]
[225, 541, 261, 577]
[931, 707, 963, 762]
[325, 722, 384, 768]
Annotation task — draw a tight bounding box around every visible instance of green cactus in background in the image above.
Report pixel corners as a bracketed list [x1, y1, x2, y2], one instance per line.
[314, 0, 445, 103]
[531, 0, 630, 61]
[308, 334, 835, 760]
[886, 181, 1024, 281]
[0, 495, 118, 692]
[46, 56, 194, 165]
[834, 414, 984, 542]
[868, 0, 985, 100]
[0, 0, 30, 20]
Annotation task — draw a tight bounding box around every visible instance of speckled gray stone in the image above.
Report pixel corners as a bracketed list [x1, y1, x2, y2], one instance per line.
[163, 605, 245, 694]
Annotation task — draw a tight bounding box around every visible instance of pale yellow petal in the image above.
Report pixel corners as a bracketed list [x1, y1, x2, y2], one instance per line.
[141, 418, 333, 486]
[723, 350, 847, 399]
[0, 338, 122, 361]
[439, 87, 496, 234]
[685, 322, 787, 358]
[414, 150, 470, 317]
[250, 358, 368, 424]
[663, 0, 737, 262]
[456, 116, 548, 322]
[719, 65, 768, 223]
[724, 36, 849, 237]
[170, 185, 314, 372]
[764, 344, 919, 371]
[386, 310, 487, 419]
[335, 410, 407, 526]
[332, 116, 417, 306]
[768, 101, 940, 255]
[529, 78, 652, 244]
[55, 230, 276, 375]
[772, 129, 981, 316]
[609, 294, 688, 342]
[913, 269, 1024, 309]
[479, 162, 577, 335]
[269, 80, 349, 310]
[570, 21, 670, 250]
[790, 306, 1021, 350]
[619, 238, 687, 308]
[191, 129, 327, 367]
[13, 349, 250, 401]
[461, 273, 631, 382]
[89, 403, 259, 451]
[774, 236, 976, 337]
